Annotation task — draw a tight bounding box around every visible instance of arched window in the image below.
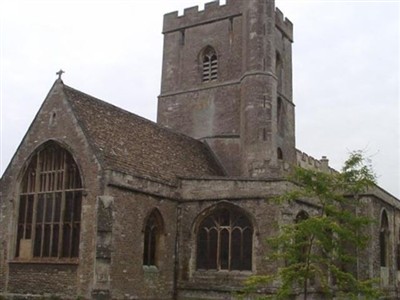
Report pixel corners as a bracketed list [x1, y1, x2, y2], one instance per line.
[16, 142, 82, 259]
[296, 210, 309, 223]
[143, 209, 163, 267]
[202, 47, 218, 82]
[196, 207, 252, 271]
[397, 228, 400, 271]
[295, 211, 310, 263]
[380, 210, 389, 267]
[277, 147, 283, 160]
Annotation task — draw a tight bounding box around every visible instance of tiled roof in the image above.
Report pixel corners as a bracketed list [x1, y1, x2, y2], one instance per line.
[63, 84, 224, 183]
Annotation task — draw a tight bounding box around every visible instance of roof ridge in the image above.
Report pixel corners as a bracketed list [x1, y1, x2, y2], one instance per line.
[62, 84, 209, 149]
[61, 83, 225, 180]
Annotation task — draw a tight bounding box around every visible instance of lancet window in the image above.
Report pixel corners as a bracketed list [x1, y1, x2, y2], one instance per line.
[143, 209, 164, 267]
[380, 210, 389, 267]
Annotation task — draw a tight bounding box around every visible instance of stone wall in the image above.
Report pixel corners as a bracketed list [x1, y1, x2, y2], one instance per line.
[7, 263, 78, 296]
[0, 81, 102, 298]
[158, 0, 296, 178]
[104, 185, 177, 300]
[176, 178, 308, 298]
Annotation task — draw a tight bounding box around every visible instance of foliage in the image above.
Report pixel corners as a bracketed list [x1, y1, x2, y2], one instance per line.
[242, 151, 381, 300]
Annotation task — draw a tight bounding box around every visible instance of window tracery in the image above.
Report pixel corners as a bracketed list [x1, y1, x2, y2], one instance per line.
[16, 142, 82, 259]
[196, 207, 252, 271]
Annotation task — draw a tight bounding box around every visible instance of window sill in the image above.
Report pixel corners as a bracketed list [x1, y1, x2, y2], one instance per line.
[194, 269, 253, 277]
[195, 269, 252, 273]
[143, 265, 159, 273]
[185, 270, 253, 288]
[9, 258, 79, 265]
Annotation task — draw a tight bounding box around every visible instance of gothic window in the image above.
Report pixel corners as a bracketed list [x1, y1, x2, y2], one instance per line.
[196, 207, 253, 271]
[380, 210, 389, 267]
[295, 211, 309, 223]
[202, 47, 218, 82]
[143, 209, 163, 267]
[16, 142, 82, 259]
[397, 228, 400, 271]
[295, 211, 310, 263]
[277, 147, 283, 160]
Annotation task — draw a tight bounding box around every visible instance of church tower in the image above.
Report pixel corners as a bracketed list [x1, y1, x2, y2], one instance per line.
[157, 0, 295, 178]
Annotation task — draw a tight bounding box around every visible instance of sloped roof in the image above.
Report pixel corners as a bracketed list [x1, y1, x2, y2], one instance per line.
[62, 84, 224, 183]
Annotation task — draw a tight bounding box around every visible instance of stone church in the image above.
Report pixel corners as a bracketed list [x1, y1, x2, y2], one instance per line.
[0, 0, 399, 299]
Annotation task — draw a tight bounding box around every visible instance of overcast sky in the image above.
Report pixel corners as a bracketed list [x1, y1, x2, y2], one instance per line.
[1, 0, 399, 198]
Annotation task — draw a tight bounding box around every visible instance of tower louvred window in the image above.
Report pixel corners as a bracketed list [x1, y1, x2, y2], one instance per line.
[202, 47, 218, 82]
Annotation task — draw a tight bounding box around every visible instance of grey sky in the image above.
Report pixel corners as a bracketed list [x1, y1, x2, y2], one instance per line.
[1, 0, 399, 198]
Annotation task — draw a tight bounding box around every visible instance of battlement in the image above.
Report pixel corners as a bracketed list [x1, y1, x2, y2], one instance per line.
[164, 0, 293, 42]
[163, 0, 242, 33]
[296, 149, 336, 174]
[275, 8, 293, 42]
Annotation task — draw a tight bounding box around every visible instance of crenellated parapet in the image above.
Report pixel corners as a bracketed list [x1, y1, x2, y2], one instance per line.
[296, 149, 336, 174]
[275, 8, 293, 42]
[163, 0, 293, 42]
[296, 149, 321, 170]
[163, 0, 242, 33]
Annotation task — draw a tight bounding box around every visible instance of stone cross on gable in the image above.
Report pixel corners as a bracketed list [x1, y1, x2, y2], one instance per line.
[56, 69, 65, 80]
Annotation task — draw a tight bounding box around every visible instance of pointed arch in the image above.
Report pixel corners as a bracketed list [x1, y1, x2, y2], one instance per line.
[143, 208, 164, 267]
[397, 226, 400, 271]
[16, 141, 83, 259]
[295, 210, 309, 223]
[277, 147, 283, 160]
[294, 210, 310, 263]
[201, 46, 218, 82]
[380, 210, 389, 267]
[195, 203, 253, 271]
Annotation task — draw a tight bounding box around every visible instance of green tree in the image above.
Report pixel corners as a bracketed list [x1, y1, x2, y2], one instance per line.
[243, 151, 381, 300]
